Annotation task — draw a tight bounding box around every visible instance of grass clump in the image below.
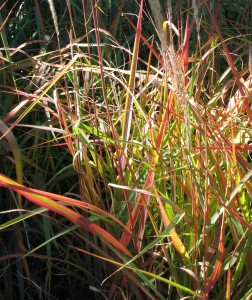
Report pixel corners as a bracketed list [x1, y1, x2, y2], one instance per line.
[0, 0, 251, 299]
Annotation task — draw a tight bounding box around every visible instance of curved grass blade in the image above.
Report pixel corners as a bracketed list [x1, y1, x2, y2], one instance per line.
[71, 245, 203, 299]
[0, 173, 132, 257]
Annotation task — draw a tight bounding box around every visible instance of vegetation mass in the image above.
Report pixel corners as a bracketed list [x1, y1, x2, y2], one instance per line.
[0, 0, 252, 299]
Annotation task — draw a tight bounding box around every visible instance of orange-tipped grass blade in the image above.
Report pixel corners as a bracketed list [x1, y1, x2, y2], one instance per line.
[153, 186, 191, 263]
[0, 173, 132, 257]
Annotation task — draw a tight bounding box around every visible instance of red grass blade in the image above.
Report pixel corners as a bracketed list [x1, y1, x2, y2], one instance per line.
[204, 211, 225, 298]
[0, 173, 132, 257]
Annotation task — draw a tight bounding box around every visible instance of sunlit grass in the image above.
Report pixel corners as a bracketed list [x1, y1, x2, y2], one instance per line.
[0, 0, 251, 299]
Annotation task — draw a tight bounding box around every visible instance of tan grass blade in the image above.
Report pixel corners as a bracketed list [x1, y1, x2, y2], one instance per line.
[205, 2, 252, 122]
[0, 54, 84, 141]
[120, 0, 143, 169]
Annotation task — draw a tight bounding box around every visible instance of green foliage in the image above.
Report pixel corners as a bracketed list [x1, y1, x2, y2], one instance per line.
[0, 0, 252, 299]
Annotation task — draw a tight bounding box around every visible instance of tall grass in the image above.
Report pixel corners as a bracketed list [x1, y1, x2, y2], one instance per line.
[0, 0, 251, 299]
